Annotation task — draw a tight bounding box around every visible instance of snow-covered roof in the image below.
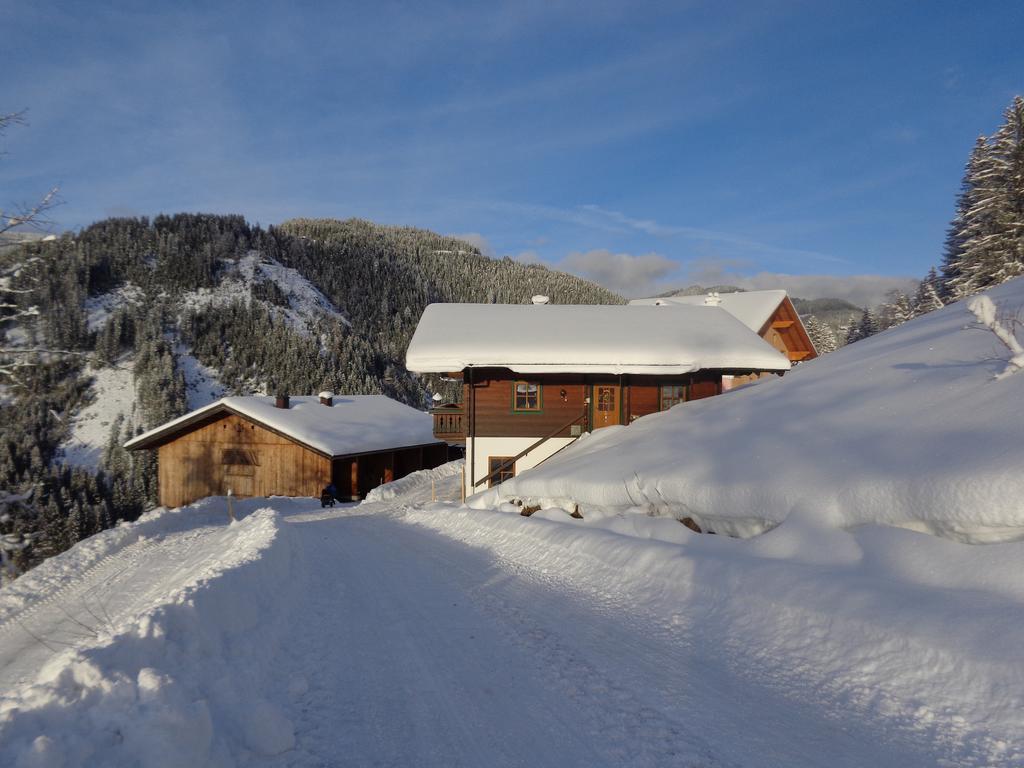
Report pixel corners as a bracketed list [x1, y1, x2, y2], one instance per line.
[405, 303, 791, 375]
[125, 395, 439, 456]
[629, 290, 789, 333]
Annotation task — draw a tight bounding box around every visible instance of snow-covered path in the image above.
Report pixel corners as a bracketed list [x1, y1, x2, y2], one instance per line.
[274, 503, 936, 768]
[0, 519, 227, 690]
[1, 474, 1004, 766]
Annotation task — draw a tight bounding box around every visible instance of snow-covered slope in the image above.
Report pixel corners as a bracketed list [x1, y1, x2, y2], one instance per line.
[60, 361, 139, 471]
[478, 276, 1024, 542]
[180, 251, 350, 334]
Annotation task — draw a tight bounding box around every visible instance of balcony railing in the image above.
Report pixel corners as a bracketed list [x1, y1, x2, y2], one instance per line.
[431, 406, 465, 442]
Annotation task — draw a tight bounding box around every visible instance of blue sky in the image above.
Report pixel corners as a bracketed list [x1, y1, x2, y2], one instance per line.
[4, 1, 1023, 302]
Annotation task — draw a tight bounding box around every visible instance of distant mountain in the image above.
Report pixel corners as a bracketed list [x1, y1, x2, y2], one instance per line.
[0, 230, 55, 254]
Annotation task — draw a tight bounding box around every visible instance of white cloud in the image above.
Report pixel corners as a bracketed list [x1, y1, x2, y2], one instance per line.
[449, 232, 494, 257]
[511, 249, 544, 264]
[562, 249, 680, 298]
[682, 259, 919, 306]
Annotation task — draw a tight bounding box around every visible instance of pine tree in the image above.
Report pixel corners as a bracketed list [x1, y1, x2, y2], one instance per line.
[911, 267, 945, 317]
[943, 96, 1024, 298]
[877, 290, 915, 331]
[802, 315, 838, 354]
[845, 308, 878, 345]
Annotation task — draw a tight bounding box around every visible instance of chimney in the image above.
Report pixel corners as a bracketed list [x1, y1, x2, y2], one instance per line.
[531, 295, 550, 305]
[319, 391, 334, 407]
[275, 393, 290, 409]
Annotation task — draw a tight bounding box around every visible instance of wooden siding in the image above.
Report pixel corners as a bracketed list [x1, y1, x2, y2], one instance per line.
[626, 383, 660, 421]
[465, 370, 589, 438]
[460, 370, 729, 439]
[156, 413, 452, 506]
[157, 413, 330, 508]
[757, 297, 817, 362]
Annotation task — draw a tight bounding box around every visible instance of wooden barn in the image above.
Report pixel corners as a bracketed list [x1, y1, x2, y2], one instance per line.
[406, 298, 792, 496]
[125, 393, 449, 508]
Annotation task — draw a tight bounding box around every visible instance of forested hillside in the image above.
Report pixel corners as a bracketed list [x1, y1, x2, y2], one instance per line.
[0, 214, 622, 577]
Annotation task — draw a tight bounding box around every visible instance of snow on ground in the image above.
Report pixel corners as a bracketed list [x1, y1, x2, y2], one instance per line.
[175, 344, 226, 409]
[478, 276, 1024, 543]
[84, 283, 144, 332]
[2, 459, 1018, 766]
[180, 251, 349, 334]
[0, 498, 300, 766]
[364, 458, 464, 503]
[59, 360, 138, 471]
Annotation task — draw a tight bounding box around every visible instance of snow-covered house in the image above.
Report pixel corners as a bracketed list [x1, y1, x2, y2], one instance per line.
[125, 394, 449, 507]
[405, 300, 791, 496]
[629, 290, 817, 386]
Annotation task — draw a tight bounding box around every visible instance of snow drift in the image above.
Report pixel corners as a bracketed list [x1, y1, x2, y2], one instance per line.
[475, 276, 1024, 542]
[0, 503, 298, 767]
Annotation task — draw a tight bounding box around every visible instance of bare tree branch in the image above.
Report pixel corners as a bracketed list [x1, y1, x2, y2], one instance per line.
[0, 110, 62, 235]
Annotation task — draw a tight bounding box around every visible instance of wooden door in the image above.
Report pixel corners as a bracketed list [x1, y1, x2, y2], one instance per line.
[223, 470, 254, 497]
[592, 384, 621, 429]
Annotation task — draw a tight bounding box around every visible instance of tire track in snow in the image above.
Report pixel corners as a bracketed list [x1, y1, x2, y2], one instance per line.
[0, 523, 223, 689]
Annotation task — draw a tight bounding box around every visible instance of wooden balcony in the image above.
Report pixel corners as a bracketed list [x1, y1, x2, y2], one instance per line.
[431, 405, 465, 443]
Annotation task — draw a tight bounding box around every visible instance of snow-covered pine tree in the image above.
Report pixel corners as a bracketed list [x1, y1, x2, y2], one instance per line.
[845, 307, 878, 345]
[943, 96, 1024, 299]
[911, 267, 945, 318]
[802, 315, 838, 354]
[876, 290, 915, 331]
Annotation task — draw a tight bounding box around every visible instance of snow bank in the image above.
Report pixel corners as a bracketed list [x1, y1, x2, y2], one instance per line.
[0, 505, 300, 767]
[479, 277, 1024, 542]
[403, 502, 1024, 765]
[0, 500, 246, 623]
[364, 459, 464, 503]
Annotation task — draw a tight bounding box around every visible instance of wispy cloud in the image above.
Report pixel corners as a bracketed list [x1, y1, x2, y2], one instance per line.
[475, 200, 848, 268]
[563, 249, 680, 298]
[682, 259, 919, 306]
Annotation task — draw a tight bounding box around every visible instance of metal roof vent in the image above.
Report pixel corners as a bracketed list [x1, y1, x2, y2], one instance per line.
[703, 291, 722, 306]
[531, 295, 550, 305]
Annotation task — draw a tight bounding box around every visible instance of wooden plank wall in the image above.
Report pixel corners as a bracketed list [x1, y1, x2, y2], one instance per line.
[758, 297, 817, 362]
[464, 370, 589, 438]
[462, 369, 726, 436]
[157, 413, 330, 508]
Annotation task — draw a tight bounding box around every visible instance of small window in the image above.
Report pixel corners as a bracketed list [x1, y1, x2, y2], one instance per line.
[222, 448, 259, 466]
[596, 386, 615, 411]
[513, 381, 541, 411]
[660, 385, 687, 411]
[488, 456, 516, 487]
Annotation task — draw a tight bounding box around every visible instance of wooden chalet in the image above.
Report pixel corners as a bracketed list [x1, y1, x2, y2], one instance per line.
[629, 290, 817, 386]
[125, 393, 449, 508]
[406, 298, 792, 497]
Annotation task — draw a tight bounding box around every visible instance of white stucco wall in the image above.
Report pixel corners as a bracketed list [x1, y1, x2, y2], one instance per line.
[464, 436, 577, 497]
